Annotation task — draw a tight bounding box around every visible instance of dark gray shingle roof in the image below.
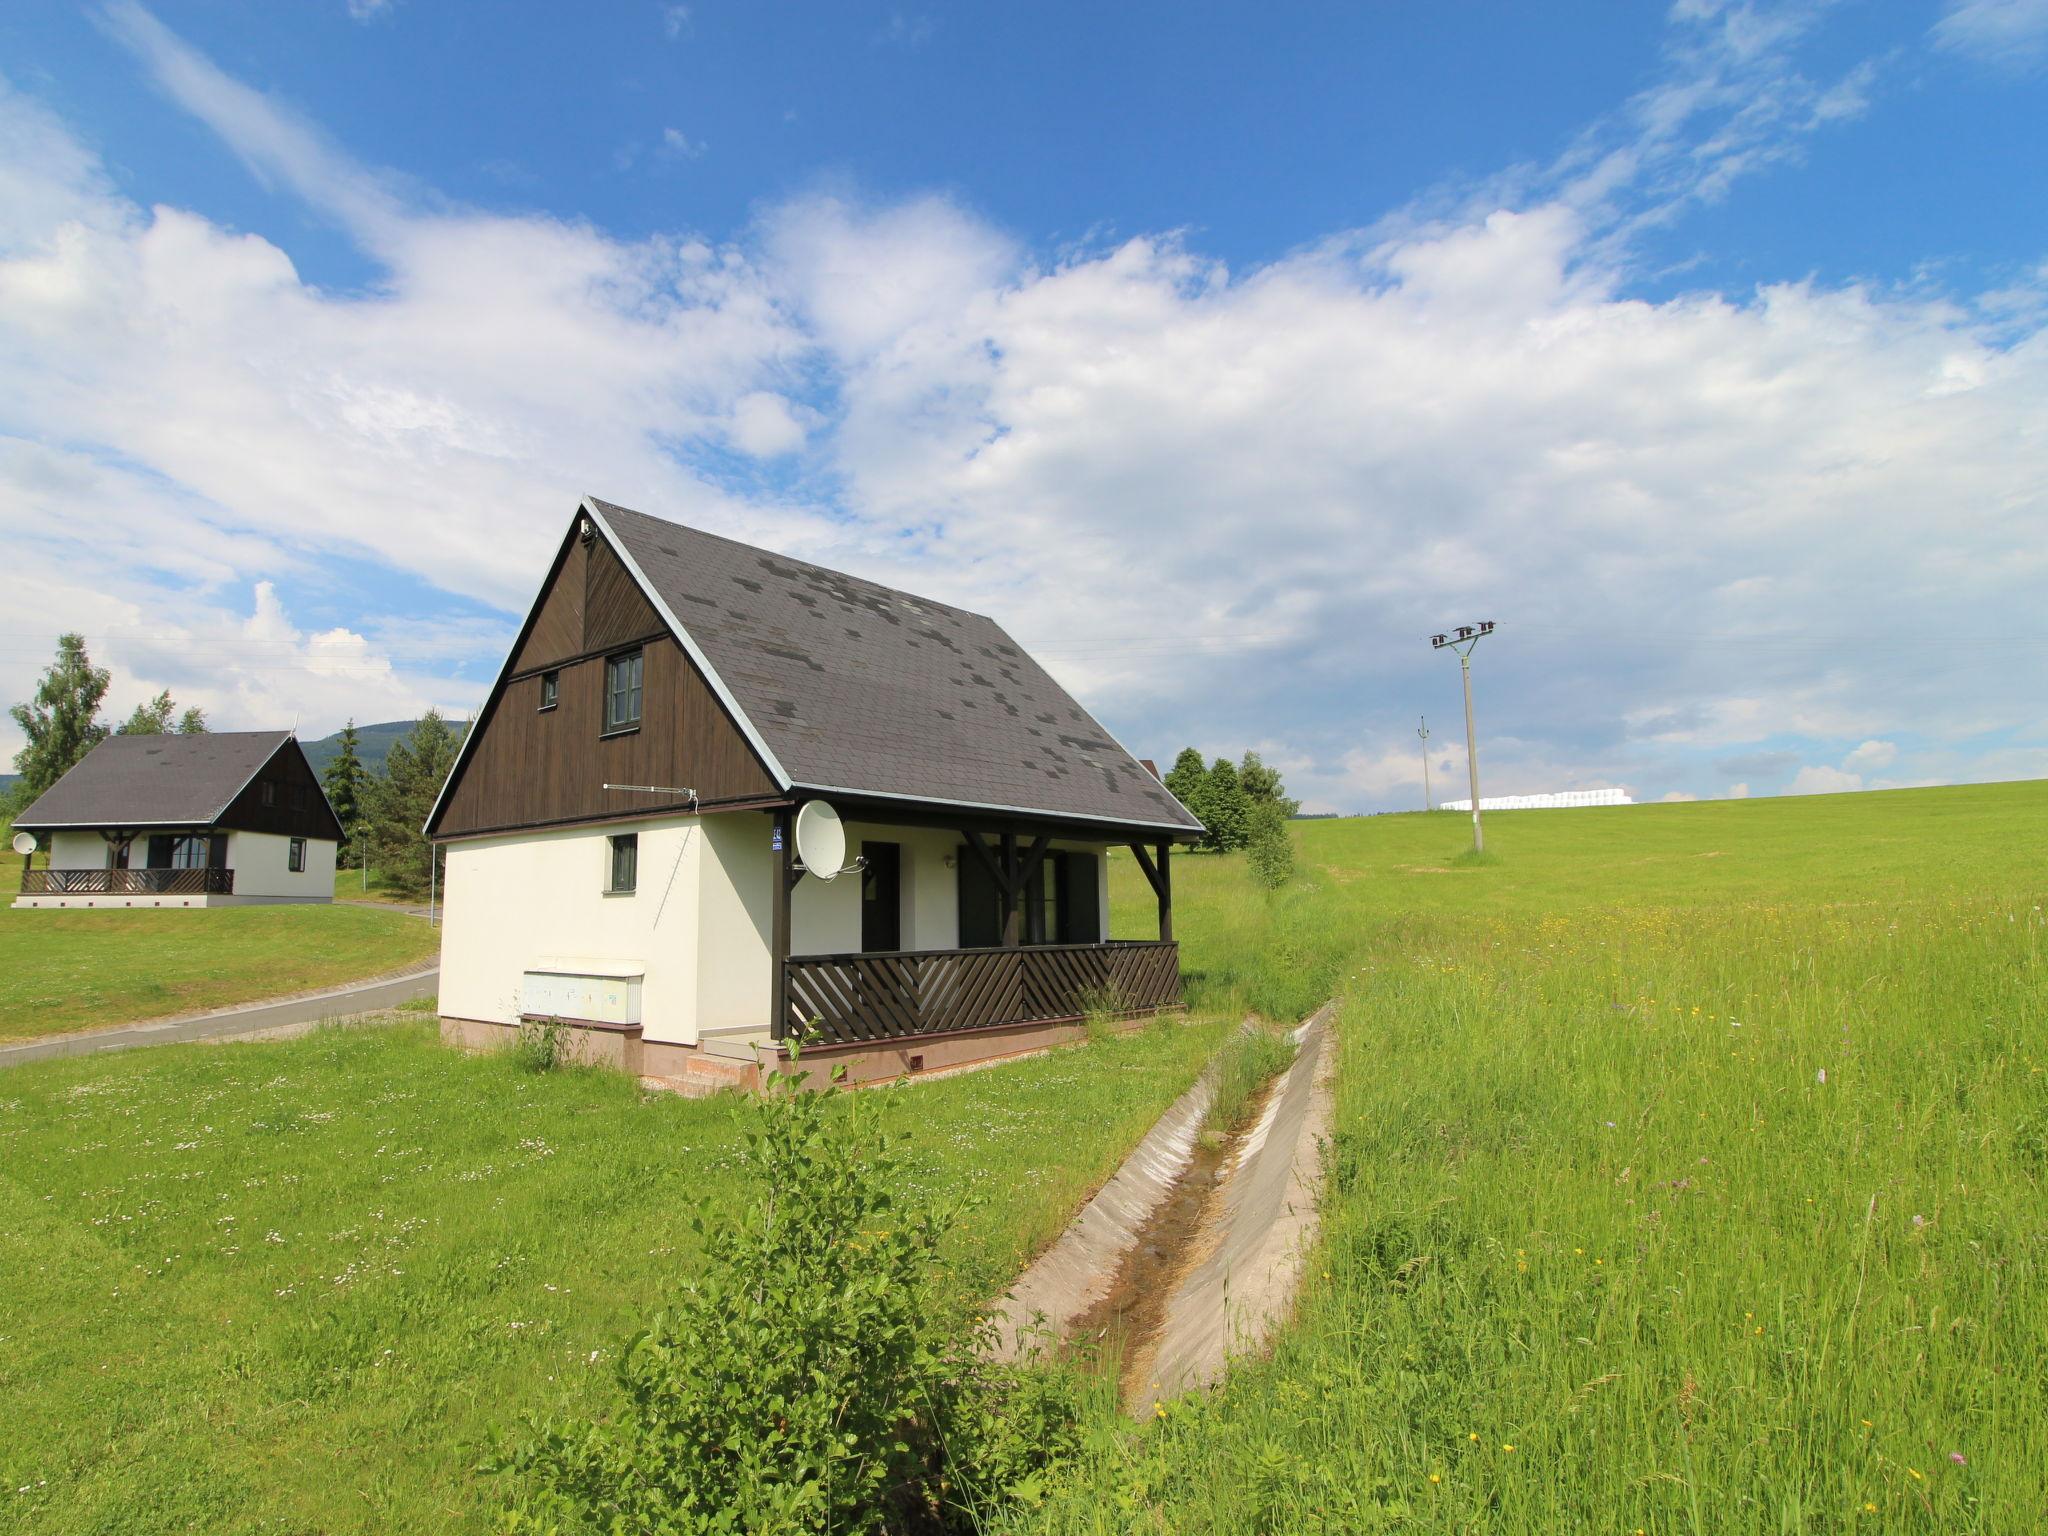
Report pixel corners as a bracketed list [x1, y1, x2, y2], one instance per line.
[13, 731, 294, 830]
[589, 499, 1201, 833]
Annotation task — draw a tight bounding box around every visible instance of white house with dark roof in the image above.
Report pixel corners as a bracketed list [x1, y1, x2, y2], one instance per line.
[426, 497, 1203, 1087]
[13, 731, 342, 909]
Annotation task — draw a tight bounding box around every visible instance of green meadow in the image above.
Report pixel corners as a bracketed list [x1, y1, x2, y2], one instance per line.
[0, 900, 442, 1042]
[0, 1014, 1225, 1533]
[1027, 781, 2048, 1533]
[0, 781, 2041, 1532]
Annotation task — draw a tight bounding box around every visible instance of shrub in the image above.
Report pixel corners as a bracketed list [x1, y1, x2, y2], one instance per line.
[1245, 801, 1295, 890]
[495, 1055, 1083, 1533]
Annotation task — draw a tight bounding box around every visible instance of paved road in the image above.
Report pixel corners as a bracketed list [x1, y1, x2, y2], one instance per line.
[0, 966, 440, 1069]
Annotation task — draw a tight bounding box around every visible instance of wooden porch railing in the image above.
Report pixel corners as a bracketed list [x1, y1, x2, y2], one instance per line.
[783, 939, 1181, 1046]
[19, 868, 235, 896]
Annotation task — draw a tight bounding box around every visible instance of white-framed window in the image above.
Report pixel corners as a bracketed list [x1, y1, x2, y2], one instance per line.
[607, 833, 638, 895]
[603, 650, 643, 733]
[539, 669, 559, 710]
[289, 837, 307, 873]
[171, 836, 208, 869]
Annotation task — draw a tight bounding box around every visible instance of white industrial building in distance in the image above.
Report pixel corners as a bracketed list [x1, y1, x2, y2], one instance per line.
[1441, 788, 1634, 811]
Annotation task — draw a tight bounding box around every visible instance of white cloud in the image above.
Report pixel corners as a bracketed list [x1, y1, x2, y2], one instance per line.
[727, 392, 808, 457]
[1662, 790, 1699, 802]
[1728, 782, 1750, 798]
[660, 4, 691, 41]
[1843, 738, 1898, 773]
[2, 6, 2045, 808]
[1933, 0, 2048, 61]
[347, 0, 395, 20]
[660, 127, 706, 161]
[1787, 764, 1864, 795]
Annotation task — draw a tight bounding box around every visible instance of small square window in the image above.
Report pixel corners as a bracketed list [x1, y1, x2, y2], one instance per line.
[604, 650, 643, 733]
[539, 670, 559, 710]
[607, 833, 638, 894]
[289, 837, 307, 874]
[260, 781, 276, 807]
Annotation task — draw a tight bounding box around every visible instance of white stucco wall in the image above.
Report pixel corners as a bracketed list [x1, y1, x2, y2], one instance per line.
[442, 818, 707, 1042]
[48, 830, 107, 867]
[439, 809, 1118, 1043]
[694, 815, 774, 1035]
[228, 831, 336, 901]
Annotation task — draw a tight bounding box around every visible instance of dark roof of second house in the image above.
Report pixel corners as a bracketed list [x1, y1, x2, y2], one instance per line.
[14, 731, 305, 831]
[588, 498, 1202, 833]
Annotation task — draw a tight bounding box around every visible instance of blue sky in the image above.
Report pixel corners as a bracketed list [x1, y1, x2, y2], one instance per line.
[0, 0, 2044, 810]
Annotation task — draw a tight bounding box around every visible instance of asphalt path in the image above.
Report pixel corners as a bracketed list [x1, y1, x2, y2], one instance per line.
[0, 965, 439, 1069]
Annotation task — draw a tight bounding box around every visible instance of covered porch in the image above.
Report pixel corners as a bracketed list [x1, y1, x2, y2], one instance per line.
[762, 802, 1184, 1058]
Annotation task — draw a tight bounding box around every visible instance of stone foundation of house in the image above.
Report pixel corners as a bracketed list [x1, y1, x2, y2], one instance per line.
[438, 1007, 1184, 1092]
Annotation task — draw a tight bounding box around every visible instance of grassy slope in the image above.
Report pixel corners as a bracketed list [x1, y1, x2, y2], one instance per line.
[0, 902, 441, 1042]
[0, 1014, 1227, 1533]
[1029, 781, 2047, 1533]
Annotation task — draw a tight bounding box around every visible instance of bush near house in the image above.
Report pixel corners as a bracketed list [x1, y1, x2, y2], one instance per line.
[1018, 780, 2048, 1533]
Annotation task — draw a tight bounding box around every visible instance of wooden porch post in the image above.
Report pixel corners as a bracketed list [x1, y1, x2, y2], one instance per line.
[999, 832, 1021, 947]
[1156, 841, 1173, 943]
[770, 808, 794, 1041]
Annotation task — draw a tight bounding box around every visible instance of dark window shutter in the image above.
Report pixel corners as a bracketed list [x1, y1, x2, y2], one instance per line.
[208, 834, 228, 869]
[1060, 852, 1100, 944]
[146, 834, 174, 869]
[956, 849, 1001, 949]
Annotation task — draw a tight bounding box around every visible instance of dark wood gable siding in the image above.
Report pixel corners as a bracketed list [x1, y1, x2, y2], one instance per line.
[433, 529, 780, 839]
[584, 535, 662, 653]
[217, 739, 345, 840]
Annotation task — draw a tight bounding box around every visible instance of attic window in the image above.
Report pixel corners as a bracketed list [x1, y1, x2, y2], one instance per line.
[538, 670, 559, 711]
[260, 781, 276, 807]
[603, 649, 643, 735]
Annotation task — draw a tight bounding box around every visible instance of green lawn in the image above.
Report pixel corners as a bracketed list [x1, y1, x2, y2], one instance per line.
[0, 901, 442, 1042]
[1020, 780, 2048, 1533]
[0, 1013, 1227, 1533]
[332, 862, 423, 904]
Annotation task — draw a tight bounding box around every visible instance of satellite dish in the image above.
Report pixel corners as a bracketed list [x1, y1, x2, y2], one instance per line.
[793, 800, 846, 880]
[11, 832, 35, 857]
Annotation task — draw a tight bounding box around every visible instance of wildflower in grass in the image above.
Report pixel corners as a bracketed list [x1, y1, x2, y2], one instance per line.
[1949, 1452, 1967, 1465]
[1468, 1433, 1480, 1443]
[1502, 1443, 1516, 1453]
[1428, 1472, 1441, 1484]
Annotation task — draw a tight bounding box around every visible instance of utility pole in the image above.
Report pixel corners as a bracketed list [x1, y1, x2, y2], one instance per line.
[1417, 716, 1432, 812]
[1429, 622, 1496, 854]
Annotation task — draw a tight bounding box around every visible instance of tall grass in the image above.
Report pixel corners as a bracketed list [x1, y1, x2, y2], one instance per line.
[1035, 787, 2048, 1532]
[1205, 1025, 1296, 1137]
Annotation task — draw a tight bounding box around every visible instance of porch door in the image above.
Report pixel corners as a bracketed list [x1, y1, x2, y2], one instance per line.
[956, 849, 1002, 948]
[860, 842, 901, 952]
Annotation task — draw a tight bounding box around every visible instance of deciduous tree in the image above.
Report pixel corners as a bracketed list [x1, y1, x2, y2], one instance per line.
[8, 633, 109, 807]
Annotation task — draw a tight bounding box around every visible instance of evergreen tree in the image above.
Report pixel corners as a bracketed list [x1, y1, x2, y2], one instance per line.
[1201, 756, 1251, 853]
[1238, 749, 1300, 817]
[9, 634, 109, 804]
[368, 711, 460, 898]
[323, 718, 368, 867]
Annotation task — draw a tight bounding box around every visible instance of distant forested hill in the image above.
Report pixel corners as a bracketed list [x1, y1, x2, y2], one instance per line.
[301, 720, 468, 778]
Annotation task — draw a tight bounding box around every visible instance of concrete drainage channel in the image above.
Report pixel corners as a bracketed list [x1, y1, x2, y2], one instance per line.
[993, 1001, 1338, 1416]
